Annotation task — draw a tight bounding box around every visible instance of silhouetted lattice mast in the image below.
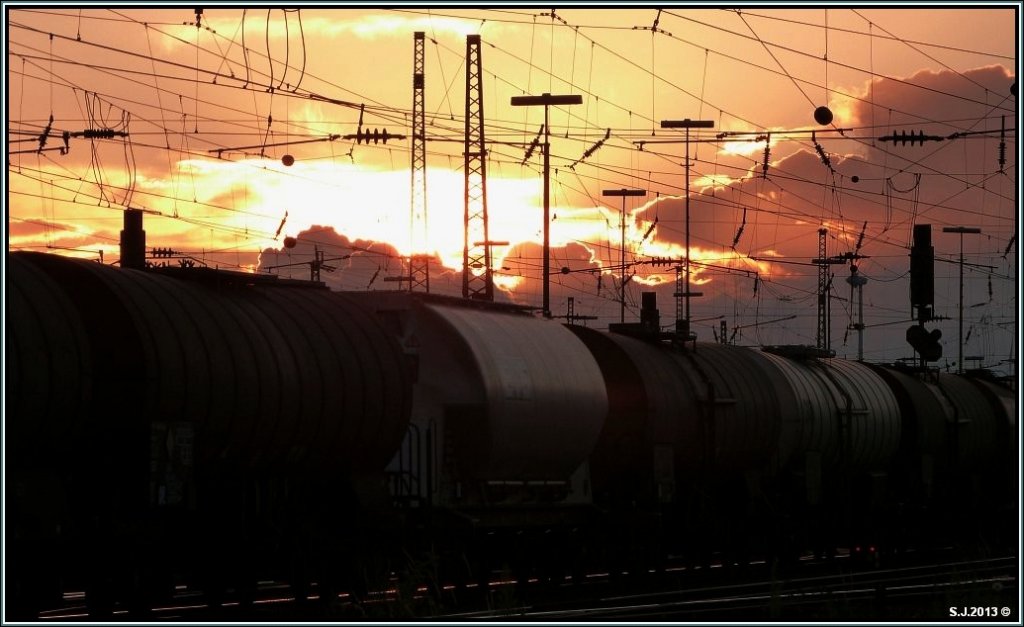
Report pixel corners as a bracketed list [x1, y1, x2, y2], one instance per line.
[463, 34, 497, 300]
[409, 32, 429, 292]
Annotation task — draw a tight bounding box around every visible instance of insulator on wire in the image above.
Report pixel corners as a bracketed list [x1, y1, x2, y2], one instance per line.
[881, 129, 943, 146]
[353, 127, 392, 145]
[641, 217, 658, 243]
[570, 128, 610, 169]
[37, 114, 53, 152]
[812, 132, 834, 172]
[732, 207, 747, 248]
[151, 247, 178, 258]
[998, 115, 1006, 170]
[762, 134, 771, 178]
[522, 126, 543, 164]
[82, 129, 118, 139]
[274, 211, 288, 238]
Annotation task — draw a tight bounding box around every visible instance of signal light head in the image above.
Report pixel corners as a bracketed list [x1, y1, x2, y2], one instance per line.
[906, 324, 942, 361]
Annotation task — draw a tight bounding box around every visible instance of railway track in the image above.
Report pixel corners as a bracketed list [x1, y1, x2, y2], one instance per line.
[452, 556, 1018, 621]
[34, 550, 1017, 621]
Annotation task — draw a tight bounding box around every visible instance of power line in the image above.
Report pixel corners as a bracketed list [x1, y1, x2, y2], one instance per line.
[735, 9, 1014, 61]
[665, 10, 1013, 113]
[8, 9, 1014, 324]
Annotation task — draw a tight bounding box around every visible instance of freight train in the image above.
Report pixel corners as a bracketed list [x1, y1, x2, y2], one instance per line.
[6, 251, 1018, 618]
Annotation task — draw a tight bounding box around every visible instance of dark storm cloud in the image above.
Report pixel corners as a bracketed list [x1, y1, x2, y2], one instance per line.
[257, 225, 467, 293]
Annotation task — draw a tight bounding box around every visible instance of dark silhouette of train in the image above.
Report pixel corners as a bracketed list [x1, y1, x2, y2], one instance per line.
[6, 250, 1018, 618]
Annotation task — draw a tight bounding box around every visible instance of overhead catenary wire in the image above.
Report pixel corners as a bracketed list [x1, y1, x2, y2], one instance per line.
[9, 7, 1015, 346]
[14, 18, 1007, 200]
[664, 10, 1013, 113]
[12, 21, 1003, 175]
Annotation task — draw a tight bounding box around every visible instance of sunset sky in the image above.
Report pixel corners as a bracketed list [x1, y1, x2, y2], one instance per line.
[5, 5, 1019, 372]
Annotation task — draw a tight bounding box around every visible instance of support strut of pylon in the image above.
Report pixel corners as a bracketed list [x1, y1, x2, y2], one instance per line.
[409, 31, 429, 292]
[462, 34, 495, 300]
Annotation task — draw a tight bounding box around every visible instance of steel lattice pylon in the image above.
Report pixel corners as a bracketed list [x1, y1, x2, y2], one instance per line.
[409, 32, 429, 293]
[462, 34, 492, 300]
[675, 264, 685, 332]
[816, 228, 828, 350]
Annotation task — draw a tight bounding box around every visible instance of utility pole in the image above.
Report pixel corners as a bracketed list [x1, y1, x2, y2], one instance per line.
[602, 188, 646, 323]
[410, 32, 429, 293]
[311, 247, 324, 282]
[943, 226, 982, 373]
[264, 245, 349, 281]
[511, 93, 582, 317]
[564, 296, 599, 325]
[660, 118, 714, 339]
